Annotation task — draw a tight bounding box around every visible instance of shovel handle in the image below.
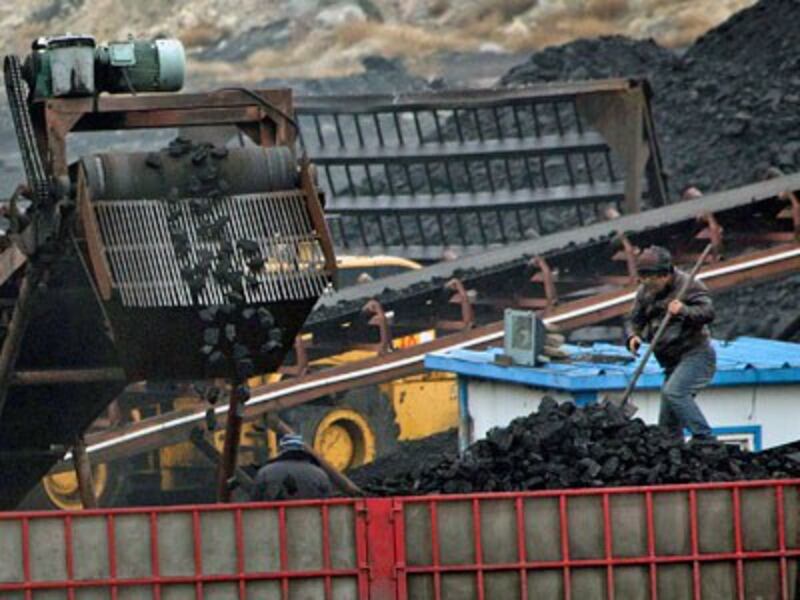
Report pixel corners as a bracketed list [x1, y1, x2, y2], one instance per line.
[619, 243, 714, 405]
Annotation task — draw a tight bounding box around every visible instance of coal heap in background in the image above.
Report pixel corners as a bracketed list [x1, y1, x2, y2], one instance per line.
[353, 398, 800, 497]
[348, 429, 458, 486]
[500, 0, 800, 196]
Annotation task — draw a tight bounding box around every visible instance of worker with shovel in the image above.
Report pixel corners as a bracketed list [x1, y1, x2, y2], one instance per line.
[625, 246, 716, 440]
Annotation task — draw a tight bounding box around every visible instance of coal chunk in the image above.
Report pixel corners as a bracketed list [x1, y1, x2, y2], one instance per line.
[207, 350, 225, 370]
[237, 239, 260, 254]
[247, 256, 265, 271]
[258, 308, 275, 328]
[232, 343, 249, 360]
[145, 152, 162, 169]
[260, 340, 282, 354]
[236, 358, 255, 379]
[203, 328, 220, 346]
[198, 307, 217, 323]
[205, 408, 217, 431]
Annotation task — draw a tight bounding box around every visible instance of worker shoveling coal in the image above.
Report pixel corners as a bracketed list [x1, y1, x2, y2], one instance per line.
[604, 244, 716, 436]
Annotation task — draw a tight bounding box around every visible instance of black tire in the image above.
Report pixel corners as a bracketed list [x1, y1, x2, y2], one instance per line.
[17, 460, 129, 511]
[280, 385, 400, 466]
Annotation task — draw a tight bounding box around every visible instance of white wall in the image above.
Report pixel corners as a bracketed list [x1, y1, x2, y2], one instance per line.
[466, 379, 800, 449]
[467, 380, 573, 441]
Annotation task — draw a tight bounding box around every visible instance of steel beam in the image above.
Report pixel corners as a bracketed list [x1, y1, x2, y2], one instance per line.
[10, 368, 126, 386]
[312, 133, 607, 163]
[312, 172, 800, 316]
[326, 182, 624, 214]
[72, 435, 97, 509]
[295, 79, 640, 113]
[217, 383, 248, 502]
[0, 265, 40, 420]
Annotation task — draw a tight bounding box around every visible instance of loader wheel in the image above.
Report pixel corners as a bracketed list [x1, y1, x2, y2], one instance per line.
[312, 409, 376, 472]
[21, 462, 127, 510]
[281, 387, 400, 471]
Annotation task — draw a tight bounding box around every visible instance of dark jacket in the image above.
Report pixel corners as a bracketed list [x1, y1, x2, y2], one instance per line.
[251, 450, 333, 501]
[625, 269, 715, 370]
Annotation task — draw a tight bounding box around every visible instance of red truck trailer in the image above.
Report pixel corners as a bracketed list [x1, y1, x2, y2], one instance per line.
[1, 479, 798, 599]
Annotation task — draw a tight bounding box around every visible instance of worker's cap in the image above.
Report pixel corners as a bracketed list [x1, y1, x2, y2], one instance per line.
[279, 433, 305, 452]
[636, 245, 673, 275]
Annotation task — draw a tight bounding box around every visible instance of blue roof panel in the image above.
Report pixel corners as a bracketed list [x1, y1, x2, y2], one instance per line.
[424, 337, 800, 391]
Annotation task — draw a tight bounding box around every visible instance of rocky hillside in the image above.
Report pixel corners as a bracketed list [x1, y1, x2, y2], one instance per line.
[0, 0, 753, 80]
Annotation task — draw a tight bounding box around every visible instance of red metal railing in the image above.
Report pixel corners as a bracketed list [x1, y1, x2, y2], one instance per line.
[0, 498, 366, 600]
[1, 479, 799, 599]
[392, 480, 800, 600]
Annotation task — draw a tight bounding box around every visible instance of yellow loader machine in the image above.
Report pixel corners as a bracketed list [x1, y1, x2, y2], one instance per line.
[0, 34, 336, 508]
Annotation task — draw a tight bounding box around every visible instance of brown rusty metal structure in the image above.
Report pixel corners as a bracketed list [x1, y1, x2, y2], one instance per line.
[4, 82, 799, 510]
[36, 90, 297, 177]
[0, 88, 337, 509]
[56, 175, 800, 471]
[71, 435, 97, 509]
[65, 241, 800, 468]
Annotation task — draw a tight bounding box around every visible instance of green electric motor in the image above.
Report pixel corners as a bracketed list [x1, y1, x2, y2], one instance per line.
[24, 35, 185, 99]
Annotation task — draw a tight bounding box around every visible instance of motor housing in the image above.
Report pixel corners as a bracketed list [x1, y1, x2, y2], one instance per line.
[24, 35, 185, 98]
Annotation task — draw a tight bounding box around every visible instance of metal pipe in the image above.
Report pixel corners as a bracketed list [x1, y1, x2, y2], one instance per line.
[10, 367, 126, 386]
[217, 382, 247, 502]
[457, 378, 471, 455]
[73, 435, 98, 509]
[0, 265, 40, 420]
[190, 427, 254, 496]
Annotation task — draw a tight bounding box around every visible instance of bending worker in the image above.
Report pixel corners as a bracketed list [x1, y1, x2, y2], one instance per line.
[252, 434, 333, 501]
[625, 246, 716, 440]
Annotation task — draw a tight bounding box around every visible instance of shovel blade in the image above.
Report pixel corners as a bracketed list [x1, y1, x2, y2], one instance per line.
[601, 393, 639, 418]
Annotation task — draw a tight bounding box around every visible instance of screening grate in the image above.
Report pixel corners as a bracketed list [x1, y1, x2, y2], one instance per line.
[93, 191, 329, 308]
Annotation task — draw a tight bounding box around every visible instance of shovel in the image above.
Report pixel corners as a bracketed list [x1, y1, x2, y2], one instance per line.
[604, 243, 714, 417]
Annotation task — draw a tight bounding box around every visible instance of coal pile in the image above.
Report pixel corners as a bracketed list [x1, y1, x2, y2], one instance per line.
[500, 0, 800, 196]
[328, 0, 800, 250]
[713, 272, 800, 342]
[356, 398, 800, 496]
[348, 429, 458, 486]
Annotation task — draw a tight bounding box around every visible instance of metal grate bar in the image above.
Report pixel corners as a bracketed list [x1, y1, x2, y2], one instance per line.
[297, 83, 666, 257]
[94, 192, 328, 308]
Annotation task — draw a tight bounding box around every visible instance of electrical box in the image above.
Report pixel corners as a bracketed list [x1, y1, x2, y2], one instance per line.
[504, 309, 546, 366]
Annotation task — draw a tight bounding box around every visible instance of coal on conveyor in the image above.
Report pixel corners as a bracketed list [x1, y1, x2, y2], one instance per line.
[156, 136, 283, 381]
[354, 398, 800, 496]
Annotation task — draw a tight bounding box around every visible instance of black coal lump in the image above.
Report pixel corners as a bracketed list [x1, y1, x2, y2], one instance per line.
[258, 307, 275, 328]
[237, 239, 260, 254]
[203, 328, 220, 346]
